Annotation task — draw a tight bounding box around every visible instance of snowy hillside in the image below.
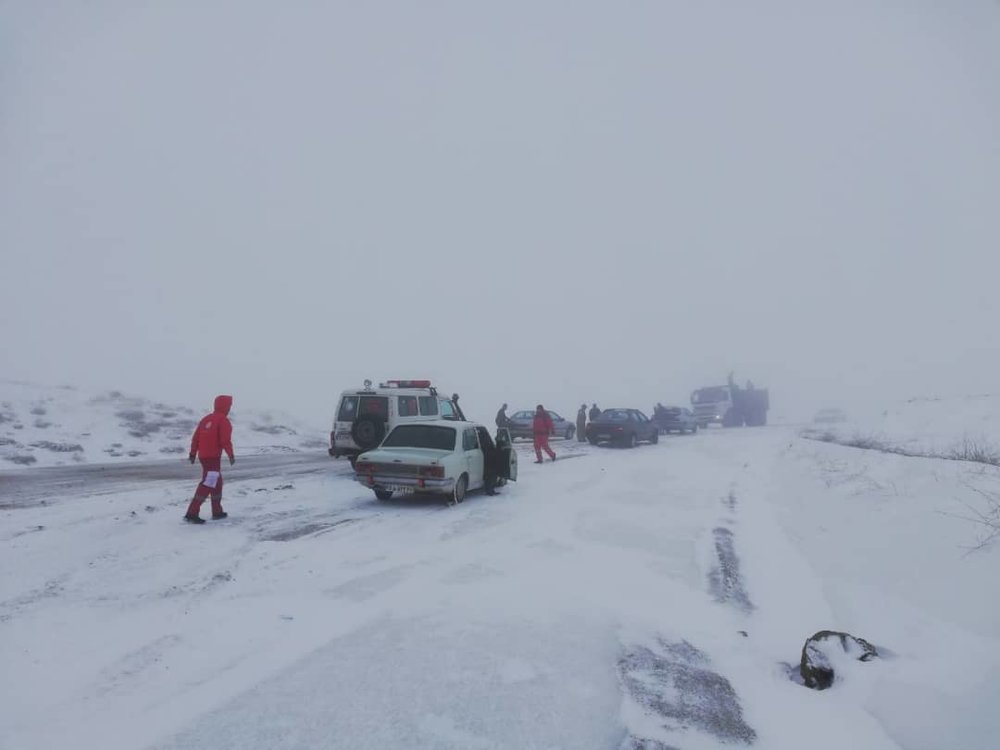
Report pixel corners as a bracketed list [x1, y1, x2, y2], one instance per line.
[803, 394, 1000, 462]
[0, 381, 326, 468]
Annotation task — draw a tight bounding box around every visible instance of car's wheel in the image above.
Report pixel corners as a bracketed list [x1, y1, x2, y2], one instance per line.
[650, 430, 659, 445]
[627, 433, 637, 449]
[588, 435, 599, 446]
[451, 474, 468, 504]
[348, 455, 358, 470]
[374, 489, 393, 501]
[351, 418, 385, 451]
[690, 424, 698, 434]
[565, 426, 574, 440]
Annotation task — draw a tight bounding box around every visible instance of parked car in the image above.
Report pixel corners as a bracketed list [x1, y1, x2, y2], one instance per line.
[585, 408, 659, 447]
[507, 410, 575, 440]
[812, 408, 848, 424]
[653, 406, 699, 434]
[354, 421, 517, 504]
[329, 379, 465, 466]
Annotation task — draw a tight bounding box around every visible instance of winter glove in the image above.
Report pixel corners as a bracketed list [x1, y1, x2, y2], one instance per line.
[229, 456, 235, 466]
[189, 454, 196, 464]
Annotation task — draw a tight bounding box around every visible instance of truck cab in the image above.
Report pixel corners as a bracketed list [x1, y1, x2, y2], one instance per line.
[691, 386, 733, 428]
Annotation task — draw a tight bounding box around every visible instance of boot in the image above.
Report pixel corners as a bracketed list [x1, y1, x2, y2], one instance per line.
[184, 514, 206, 524]
[212, 512, 228, 520]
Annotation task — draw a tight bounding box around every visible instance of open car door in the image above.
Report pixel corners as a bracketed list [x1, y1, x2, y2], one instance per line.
[495, 428, 517, 482]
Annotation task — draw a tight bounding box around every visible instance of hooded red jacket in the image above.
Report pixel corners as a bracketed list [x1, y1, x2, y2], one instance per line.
[532, 409, 554, 436]
[190, 395, 234, 460]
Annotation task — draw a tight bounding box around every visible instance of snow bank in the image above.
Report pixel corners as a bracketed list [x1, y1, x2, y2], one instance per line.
[0, 380, 325, 468]
[804, 394, 1000, 463]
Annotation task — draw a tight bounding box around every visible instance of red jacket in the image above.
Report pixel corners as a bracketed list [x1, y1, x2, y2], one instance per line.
[190, 395, 234, 460]
[532, 410, 554, 436]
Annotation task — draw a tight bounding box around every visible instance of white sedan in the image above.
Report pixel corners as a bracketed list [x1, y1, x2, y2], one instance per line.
[354, 421, 518, 503]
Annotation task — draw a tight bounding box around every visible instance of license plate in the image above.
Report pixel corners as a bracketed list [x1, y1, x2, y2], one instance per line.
[383, 484, 414, 494]
[598, 434, 611, 439]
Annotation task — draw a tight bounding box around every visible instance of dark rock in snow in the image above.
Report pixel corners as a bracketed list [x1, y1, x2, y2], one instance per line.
[619, 737, 680, 750]
[800, 630, 879, 690]
[30, 441, 83, 453]
[252, 423, 297, 436]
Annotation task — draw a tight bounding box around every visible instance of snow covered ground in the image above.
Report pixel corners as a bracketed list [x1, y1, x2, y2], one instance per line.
[804, 393, 1000, 461]
[0, 381, 325, 468]
[3, 422, 998, 749]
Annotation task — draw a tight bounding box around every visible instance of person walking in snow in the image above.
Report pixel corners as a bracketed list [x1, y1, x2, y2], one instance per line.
[495, 403, 510, 429]
[184, 394, 235, 524]
[533, 404, 556, 463]
[589, 403, 601, 422]
[576, 404, 587, 442]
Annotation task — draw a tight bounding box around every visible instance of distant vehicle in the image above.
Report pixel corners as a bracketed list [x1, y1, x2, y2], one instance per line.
[507, 410, 575, 441]
[812, 408, 847, 424]
[329, 380, 465, 466]
[691, 375, 769, 428]
[652, 406, 699, 434]
[586, 408, 659, 448]
[354, 421, 517, 504]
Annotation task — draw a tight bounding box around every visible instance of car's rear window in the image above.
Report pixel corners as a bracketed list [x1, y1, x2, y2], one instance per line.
[382, 425, 456, 450]
[339, 395, 388, 421]
[358, 396, 388, 419]
[337, 396, 359, 421]
[602, 410, 630, 422]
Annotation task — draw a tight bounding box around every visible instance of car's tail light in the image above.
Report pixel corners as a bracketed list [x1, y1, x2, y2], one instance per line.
[419, 465, 444, 479]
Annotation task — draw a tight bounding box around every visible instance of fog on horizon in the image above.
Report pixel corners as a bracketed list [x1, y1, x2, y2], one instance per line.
[2, 1, 999, 427]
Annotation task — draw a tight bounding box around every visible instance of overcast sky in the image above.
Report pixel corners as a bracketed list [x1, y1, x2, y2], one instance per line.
[2, 0, 999, 426]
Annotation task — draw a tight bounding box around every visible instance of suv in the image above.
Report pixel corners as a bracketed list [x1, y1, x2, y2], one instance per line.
[329, 380, 466, 466]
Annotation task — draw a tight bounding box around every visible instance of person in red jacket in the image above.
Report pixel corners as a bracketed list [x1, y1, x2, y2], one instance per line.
[532, 404, 556, 464]
[184, 394, 235, 524]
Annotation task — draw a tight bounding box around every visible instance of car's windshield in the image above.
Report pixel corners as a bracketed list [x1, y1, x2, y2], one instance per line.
[382, 424, 456, 451]
[601, 409, 630, 422]
[692, 387, 730, 404]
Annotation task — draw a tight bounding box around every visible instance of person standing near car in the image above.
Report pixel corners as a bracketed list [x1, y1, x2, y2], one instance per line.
[533, 404, 556, 463]
[589, 403, 601, 422]
[576, 404, 587, 443]
[184, 394, 235, 524]
[495, 403, 510, 428]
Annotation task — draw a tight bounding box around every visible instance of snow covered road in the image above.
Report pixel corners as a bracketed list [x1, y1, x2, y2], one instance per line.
[0, 452, 340, 509]
[3, 428, 998, 749]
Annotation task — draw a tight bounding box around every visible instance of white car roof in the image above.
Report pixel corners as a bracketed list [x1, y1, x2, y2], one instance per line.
[387, 419, 484, 430]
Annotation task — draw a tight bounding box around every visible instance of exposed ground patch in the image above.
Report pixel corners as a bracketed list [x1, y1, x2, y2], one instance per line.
[708, 527, 754, 612]
[618, 637, 756, 746]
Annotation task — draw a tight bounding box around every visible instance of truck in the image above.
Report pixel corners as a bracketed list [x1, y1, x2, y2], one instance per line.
[690, 375, 769, 428]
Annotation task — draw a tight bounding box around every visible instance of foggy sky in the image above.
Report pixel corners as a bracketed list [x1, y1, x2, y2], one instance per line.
[3, 0, 999, 427]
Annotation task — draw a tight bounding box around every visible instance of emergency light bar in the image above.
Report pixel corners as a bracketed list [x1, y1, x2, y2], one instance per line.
[380, 380, 432, 389]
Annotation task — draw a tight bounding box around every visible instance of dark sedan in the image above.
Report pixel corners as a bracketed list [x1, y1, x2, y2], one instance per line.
[652, 406, 699, 434]
[507, 410, 576, 441]
[585, 408, 659, 448]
